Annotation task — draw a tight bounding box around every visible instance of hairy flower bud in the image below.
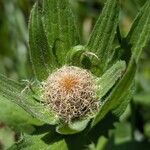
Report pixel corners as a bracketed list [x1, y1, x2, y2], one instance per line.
[43, 66, 98, 122]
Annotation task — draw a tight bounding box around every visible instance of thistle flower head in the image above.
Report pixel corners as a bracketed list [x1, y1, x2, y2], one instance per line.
[43, 66, 98, 122]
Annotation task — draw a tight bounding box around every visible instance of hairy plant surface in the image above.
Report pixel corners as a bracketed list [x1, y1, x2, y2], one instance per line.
[0, 0, 150, 149]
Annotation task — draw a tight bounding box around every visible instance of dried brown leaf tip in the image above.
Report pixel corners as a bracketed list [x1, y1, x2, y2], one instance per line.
[43, 66, 99, 123]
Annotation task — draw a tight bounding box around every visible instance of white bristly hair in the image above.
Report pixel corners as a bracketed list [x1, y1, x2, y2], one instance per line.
[43, 66, 98, 123]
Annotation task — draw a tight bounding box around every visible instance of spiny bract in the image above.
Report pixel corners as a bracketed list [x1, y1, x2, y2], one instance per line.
[43, 66, 99, 122]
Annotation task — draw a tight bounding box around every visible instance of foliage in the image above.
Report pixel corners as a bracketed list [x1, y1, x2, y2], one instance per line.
[0, 0, 150, 149]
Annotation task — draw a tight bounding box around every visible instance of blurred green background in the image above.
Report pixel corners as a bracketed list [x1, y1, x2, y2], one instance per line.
[0, 0, 150, 149]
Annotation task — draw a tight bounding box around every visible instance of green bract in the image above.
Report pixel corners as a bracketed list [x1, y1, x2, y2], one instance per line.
[0, 0, 150, 140]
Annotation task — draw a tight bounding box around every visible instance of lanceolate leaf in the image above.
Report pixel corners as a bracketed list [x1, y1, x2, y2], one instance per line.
[0, 74, 57, 125]
[0, 74, 24, 103]
[96, 61, 126, 100]
[113, 82, 135, 116]
[29, 2, 57, 81]
[111, 0, 150, 118]
[92, 60, 136, 127]
[91, 0, 150, 127]
[42, 0, 80, 65]
[126, 0, 150, 62]
[87, 0, 119, 73]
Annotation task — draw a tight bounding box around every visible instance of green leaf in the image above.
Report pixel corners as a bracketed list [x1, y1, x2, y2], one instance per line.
[86, 0, 119, 73]
[50, 139, 68, 150]
[0, 74, 24, 103]
[113, 83, 135, 116]
[0, 97, 41, 134]
[29, 2, 57, 81]
[92, 60, 136, 127]
[111, 0, 150, 118]
[96, 61, 126, 100]
[0, 74, 57, 125]
[69, 119, 90, 132]
[126, 0, 150, 63]
[10, 134, 48, 150]
[42, 0, 80, 65]
[66, 45, 97, 69]
[56, 124, 77, 135]
[56, 119, 90, 135]
[65, 45, 85, 66]
[9, 134, 67, 150]
[95, 136, 108, 150]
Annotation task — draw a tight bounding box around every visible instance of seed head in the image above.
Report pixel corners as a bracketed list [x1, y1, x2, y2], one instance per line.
[43, 66, 98, 122]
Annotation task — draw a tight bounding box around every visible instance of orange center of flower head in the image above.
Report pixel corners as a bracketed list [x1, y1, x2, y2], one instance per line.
[44, 66, 99, 122]
[59, 75, 78, 92]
